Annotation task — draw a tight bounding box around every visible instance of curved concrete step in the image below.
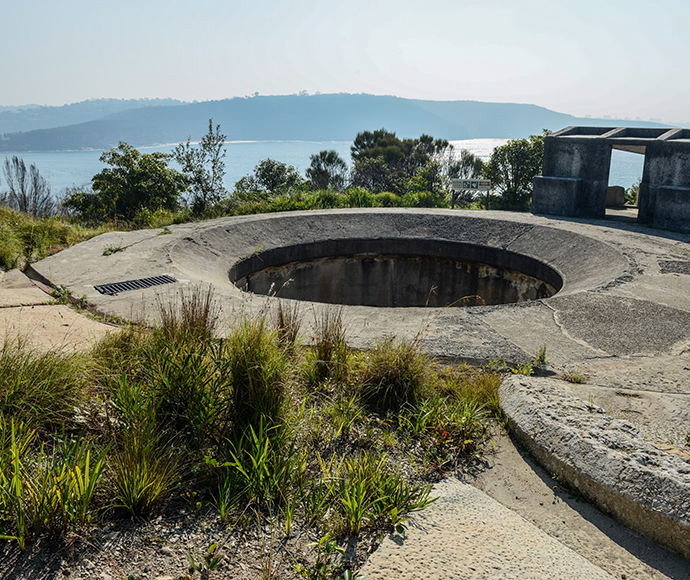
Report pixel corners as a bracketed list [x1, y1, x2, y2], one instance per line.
[359, 479, 615, 580]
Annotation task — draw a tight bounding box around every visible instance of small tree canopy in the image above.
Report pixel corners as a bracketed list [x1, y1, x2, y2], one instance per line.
[306, 150, 348, 191]
[173, 119, 227, 215]
[350, 129, 452, 194]
[233, 158, 306, 201]
[64, 142, 187, 222]
[1, 156, 54, 218]
[484, 131, 549, 210]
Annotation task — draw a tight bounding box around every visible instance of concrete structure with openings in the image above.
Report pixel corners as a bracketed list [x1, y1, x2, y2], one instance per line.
[532, 126, 690, 232]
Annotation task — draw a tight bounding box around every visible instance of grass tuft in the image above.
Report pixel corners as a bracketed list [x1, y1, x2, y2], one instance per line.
[0, 340, 86, 426]
[226, 316, 288, 431]
[308, 307, 348, 385]
[358, 336, 430, 413]
[156, 284, 220, 343]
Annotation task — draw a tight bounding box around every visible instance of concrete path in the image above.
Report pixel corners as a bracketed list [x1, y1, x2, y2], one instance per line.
[0, 269, 113, 350]
[360, 479, 616, 580]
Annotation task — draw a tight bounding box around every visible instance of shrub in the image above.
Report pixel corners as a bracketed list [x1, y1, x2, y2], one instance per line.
[312, 190, 344, 210]
[401, 191, 448, 208]
[345, 187, 374, 208]
[371, 192, 402, 208]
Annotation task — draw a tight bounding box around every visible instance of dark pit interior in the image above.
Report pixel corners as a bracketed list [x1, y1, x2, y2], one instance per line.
[230, 239, 562, 308]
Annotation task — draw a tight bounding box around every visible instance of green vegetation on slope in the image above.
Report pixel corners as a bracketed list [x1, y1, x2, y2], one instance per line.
[0, 291, 503, 576]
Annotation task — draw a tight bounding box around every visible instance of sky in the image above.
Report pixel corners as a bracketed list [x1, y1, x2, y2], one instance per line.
[2, 0, 689, 124]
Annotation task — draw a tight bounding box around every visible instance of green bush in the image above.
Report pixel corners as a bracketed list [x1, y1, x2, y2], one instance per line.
[371, 192, 403, 208]
[345, 187, 374, 208]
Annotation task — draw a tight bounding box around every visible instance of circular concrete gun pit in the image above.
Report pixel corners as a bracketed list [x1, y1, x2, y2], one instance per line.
[230, 238, 561, 308]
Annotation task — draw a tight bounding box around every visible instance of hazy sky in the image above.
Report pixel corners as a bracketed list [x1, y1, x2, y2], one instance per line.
[2, 0, 688, 123]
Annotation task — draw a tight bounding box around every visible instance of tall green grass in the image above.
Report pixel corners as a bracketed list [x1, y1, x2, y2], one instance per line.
[0, 206, 112, 270]
[305, 307, 348, 386]
[0, 340, 86, 427]
[0, 419, 106, 547]
[226, 317, 289, 431]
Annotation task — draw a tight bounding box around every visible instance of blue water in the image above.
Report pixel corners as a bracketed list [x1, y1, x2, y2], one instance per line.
[0, 140, 644, 196]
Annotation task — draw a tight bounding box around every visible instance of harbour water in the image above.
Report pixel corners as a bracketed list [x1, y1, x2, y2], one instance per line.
[0, 139, 643, 196]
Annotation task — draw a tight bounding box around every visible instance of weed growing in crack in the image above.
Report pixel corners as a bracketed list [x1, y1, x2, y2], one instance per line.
[562, 371, 588, 384]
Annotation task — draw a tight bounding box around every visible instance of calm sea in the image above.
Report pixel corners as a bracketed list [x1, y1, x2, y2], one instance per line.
[0, 139, 643, 195]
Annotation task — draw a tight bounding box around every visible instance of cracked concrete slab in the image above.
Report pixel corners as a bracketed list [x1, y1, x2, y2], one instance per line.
[0, 268, 52, 307]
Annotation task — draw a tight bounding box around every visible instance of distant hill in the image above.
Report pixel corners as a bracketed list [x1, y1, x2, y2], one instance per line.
[0, 98, 186, 135]
[0, 94, 665, 152]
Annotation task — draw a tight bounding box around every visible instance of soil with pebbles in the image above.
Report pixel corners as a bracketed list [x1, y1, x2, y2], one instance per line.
[0, 494, 388, 580]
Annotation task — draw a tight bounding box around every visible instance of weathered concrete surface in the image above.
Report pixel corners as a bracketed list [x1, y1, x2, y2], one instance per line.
[500, 375, 690, 560]
[469, 430, 690, 580]
[359, 479, 616, 580]
[0, 269, 114, 350]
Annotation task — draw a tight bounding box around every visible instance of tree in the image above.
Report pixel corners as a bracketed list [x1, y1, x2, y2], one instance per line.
[64, 142, 187, 222]
[1, 156, 54, 218]
[350, 129, 452, 194]
[233, 158, 305, 201]
[445, 150, 484, 208]
[306, 150, 348, 191]
[173, 119, 227, 214]
[483, 131, 549, 210]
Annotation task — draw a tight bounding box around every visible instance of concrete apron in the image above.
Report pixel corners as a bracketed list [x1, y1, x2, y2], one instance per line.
[28, 208, 690, 564]
[0, 269, 113, 350]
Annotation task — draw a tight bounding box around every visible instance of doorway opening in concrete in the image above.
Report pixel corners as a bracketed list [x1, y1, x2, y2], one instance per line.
[230, 239, 562, 308]
[607, 148, 644, 219]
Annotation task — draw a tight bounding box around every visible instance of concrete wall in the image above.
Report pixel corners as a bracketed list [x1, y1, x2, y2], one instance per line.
[532, 127, 690, 232]
[639, 142, 690, 230]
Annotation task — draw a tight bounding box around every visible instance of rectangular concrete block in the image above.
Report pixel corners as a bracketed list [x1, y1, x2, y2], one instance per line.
[531, 176, 582, 216]
[606, 185, 626, 207]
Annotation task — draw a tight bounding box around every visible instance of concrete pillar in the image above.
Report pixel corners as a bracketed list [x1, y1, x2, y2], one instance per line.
[532, 137, 612, 218]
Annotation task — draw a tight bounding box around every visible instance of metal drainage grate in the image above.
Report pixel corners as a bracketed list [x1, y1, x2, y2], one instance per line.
[94, 275, 177, 296]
